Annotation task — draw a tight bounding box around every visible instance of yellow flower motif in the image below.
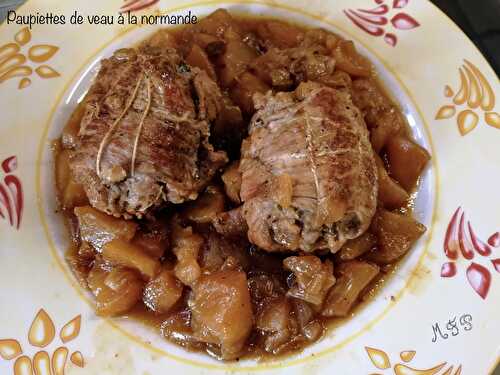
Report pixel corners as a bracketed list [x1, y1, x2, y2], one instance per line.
[435, 60, 500, 136]
[0, 27, 60, 90]
[0, 308, 85, 374]
[365, 346, 461, 375]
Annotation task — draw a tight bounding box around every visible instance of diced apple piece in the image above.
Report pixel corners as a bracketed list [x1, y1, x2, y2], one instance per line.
[386, 136, 430, 191]
[256, 21, 304, 48]
[132, 231, 167, 259]
[190, 270, 253, 359]
[218, 39, 258, 87]
[55, 149, 71, 194]
[161, 310, 195, 345]
[192, 33, 224, 54]
[171, 221, 204, 286]
[102, 239, 161, 280]
[183, 186, 225, 224]
[143, 268, 183, 313]
[143, 30, 177, 49]
[65, 243, 93, 289]
[256, 297, 293, 353]
[375, 154, 409, 209]
[337, 232, 377, 261]
[197, 9, 240, 37]
[370, 109, 405, 152]
[368, 209, 426, 264]
[283, 256, 335, 306]
[322, 261, 379, 317]
[87, 264, 143, 317]
[74, 206, 138, 251]
[63, 180, 88, 210]
[230, 72, 270, 114]
[186, 44, 217, 80]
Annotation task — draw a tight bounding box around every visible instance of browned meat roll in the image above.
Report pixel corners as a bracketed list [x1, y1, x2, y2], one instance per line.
[69, 46, 227, 218]
[240, 82, 378, 252]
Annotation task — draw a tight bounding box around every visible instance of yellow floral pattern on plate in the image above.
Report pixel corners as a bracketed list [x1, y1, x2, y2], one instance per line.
[0, 309, 84, 374]
[365, 347, 462, 375]
[0, 28, 60, 90]
[435, 59, 499, 135]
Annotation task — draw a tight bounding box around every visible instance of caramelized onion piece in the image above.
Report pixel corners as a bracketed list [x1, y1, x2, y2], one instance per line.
[302, 321, 322, 342]
[291, 298, 314, 329]
[55, 148, 71, 194]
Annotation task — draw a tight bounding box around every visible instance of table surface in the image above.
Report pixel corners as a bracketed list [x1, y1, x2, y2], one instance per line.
[0, 0, 499, 373]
